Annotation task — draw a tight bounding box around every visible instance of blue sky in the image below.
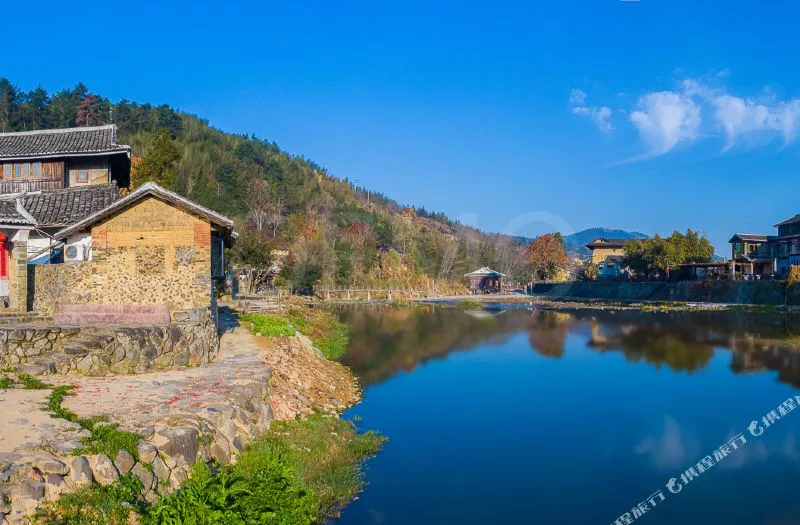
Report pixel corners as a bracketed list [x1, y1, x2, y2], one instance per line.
[5, 0, 800, 254]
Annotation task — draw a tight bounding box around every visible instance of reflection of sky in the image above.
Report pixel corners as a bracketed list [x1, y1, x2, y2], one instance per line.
[338, 310, 800, 525]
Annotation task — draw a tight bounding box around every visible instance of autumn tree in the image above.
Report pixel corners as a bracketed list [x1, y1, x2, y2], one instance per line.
[132, 130, 181, 189]
[527, 233, 568, 280]
[75, 93, 103, 127]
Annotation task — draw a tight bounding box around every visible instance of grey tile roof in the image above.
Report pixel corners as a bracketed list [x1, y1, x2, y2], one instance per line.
[0, 198, 33, 225]
[0, 125, 130, 160]
[729, 233, 769, 243]
[23, 183, 120, 228]
[775, 214, 800, 227]
[585, 238, 634, 249]
[55, 182, 235, 245]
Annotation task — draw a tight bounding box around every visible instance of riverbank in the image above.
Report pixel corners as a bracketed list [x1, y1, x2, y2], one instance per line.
[0, 306, 381, 524]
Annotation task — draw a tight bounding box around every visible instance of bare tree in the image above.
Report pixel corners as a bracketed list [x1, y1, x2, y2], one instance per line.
[439, 238, 459, 276]
[267, 197, 285, 238]
[245, 178, 271, 232]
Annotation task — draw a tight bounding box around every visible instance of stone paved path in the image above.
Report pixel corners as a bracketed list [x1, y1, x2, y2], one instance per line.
[56, 310, 272, 439]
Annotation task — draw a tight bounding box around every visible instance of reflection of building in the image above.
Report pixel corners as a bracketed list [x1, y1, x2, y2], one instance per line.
[585, 238, 630, 279]
[464, 267, 504, 293]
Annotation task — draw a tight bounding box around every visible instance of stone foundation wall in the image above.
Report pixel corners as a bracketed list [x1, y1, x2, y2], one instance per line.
[0, 309, 219, 376]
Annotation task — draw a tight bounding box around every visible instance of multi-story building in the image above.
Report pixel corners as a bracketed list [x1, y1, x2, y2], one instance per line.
[729, 214, 800, 278]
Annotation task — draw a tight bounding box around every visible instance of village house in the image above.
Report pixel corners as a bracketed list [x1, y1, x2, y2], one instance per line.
[0, 125, 235, 324]
[729, 214, 800, 278]
[465, 267, 504, 293]
[585, 238, 630, 279]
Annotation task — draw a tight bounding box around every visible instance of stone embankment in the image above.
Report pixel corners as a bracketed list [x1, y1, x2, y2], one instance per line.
[0, 309, 359, 523]
[0, 308, 218, 377]
[529, 280, 800, 306]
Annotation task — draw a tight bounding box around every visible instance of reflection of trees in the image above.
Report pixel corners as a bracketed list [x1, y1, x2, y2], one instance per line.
[338, 306, 530, 386]
[527, 311, 572, 359]
[592, 322, 715, 372]
[337, 305, 800, 389]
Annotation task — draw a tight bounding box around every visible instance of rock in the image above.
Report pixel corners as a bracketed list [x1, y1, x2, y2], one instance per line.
[33, 359, 57, 373]
[114, 449, 135, 475]
[75, 354, 93, 373]
[12, 479, 44, 502]
[156, 427, 199, 466]
[144, 490, 158, 504]
[44, 474, 65, 499]
[63, 346, 89, 357]
[168, 466, 189, 490]
[131, 463, 154, 491]
[31, 456, 68, 476]
[137, 442, 158, 464]
[91, 454, 119, 486]
[152, 457, 170, 483]
[210, 433, 230, 464]
[51, 441, 82, 455]
[15, 364, 47, 376]
[69, 456, 92, 485]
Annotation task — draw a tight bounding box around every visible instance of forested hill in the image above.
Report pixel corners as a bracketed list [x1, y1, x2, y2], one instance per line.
[0, 79, 531, 289]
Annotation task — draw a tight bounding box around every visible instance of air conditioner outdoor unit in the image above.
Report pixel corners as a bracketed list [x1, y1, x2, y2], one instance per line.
[64, 244, 84, 262]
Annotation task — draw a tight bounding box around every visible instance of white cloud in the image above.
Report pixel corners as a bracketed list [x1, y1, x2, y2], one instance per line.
[682, 78, 800, 150]
[569, 88, 587, 106]
[569, 89, 613, 133]
[628, 91, 701, 157]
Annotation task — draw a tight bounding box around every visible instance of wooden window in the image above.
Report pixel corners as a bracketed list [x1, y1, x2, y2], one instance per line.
[21, 163, 29, 178]
[13, 164, 21, 179]
[32, 162, 41, 178]
[1, 165, 9, 180]
[77, 170, 88, 183]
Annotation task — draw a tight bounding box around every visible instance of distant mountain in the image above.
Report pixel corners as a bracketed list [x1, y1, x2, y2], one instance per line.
[563, 228, 648, 258]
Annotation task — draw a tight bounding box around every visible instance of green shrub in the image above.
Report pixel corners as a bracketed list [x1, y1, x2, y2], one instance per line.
[34, 474, 144, 525]
[240, 313, 296, 337]
[0, 375, 13, 389]
[144, 462, 253, 525]
[284, 307, 350, 360]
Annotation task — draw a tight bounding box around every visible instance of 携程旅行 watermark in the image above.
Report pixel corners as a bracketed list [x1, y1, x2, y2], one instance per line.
[611, 395, 800, 525]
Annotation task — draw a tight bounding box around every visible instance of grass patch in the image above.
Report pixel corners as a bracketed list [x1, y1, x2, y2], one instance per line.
[241, 306, 351, 360]
[141, 414, 384, 524]
[34, 474, 144, 525]
[0, 373, 53, 390]
[77, 423, 141, 461]
[285, 307, 350, 360]
[18, 373, 51, 389]
[456, 299, 484, 309]
[259, 413, 386, 518]
[240, 313, 296, 337]
[46, 385, 140, 460]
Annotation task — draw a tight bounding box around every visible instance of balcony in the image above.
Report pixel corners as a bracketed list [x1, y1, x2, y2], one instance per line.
[0, 178, 64, 194]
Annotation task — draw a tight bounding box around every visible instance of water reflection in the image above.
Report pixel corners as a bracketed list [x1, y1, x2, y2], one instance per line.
[338, 305, 800, 388]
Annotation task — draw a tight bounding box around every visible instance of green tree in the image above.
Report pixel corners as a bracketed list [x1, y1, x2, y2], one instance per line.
[228, 227, 274, 295]
[133, 130, 181, 189]
[623, 230, 714, 277]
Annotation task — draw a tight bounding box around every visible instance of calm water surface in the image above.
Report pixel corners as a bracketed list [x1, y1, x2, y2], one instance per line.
[335, 306, 800, 525]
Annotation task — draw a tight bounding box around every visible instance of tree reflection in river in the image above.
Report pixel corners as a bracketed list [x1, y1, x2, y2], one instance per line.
[337, 305, 800, 389]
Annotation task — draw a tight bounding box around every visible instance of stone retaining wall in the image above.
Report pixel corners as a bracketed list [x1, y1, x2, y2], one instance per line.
[529, 280, 800, 305]
[0, 308, 218, 376]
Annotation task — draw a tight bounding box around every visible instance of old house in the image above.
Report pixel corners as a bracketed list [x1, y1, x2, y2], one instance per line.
[585, 238, 631, 279]
[727, 213, 800, 278]
[36, 182, 235, 324]
[0, 125, 131, 193]
[465, 267, 504, 293]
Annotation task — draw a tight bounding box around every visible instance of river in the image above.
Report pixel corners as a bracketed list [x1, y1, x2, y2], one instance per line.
[334, 304, 800, 525]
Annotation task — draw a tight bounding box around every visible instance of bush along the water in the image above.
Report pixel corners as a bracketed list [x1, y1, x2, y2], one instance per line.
[35, 413, 384, 524]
